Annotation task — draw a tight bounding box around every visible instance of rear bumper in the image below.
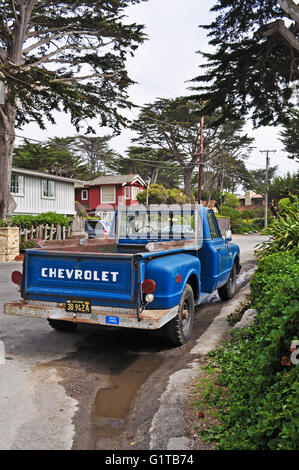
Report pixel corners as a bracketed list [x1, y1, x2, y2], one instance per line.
[3, 300, 179, 330]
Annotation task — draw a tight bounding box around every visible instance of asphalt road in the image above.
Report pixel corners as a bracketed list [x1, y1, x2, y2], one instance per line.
[0, 234, 268, 450]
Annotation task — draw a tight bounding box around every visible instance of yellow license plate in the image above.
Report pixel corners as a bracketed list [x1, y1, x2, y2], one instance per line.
[65, 300, 91, 313]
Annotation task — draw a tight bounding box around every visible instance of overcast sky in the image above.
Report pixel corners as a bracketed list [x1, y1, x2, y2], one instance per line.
[20, 0, 298, 181]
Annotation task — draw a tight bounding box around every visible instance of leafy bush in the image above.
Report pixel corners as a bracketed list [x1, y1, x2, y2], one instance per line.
[278, 196, 299, 213]
[34, 212, 69, 227]
[137, 184, 192, 205]
[231, 219, 255, 234]
[219, 205, 240, 221]
[9, 212, 70, 229]
[9, 214, 37, 229]
[256, 201, 299, 257]
[241, 209, 255, 219]
[20, 239, 38, 251]
[194, 251, 299, 450]
[223, 193, 239, 208]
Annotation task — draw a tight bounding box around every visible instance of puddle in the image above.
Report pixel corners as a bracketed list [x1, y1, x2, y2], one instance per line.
[93, 352, 162, 441]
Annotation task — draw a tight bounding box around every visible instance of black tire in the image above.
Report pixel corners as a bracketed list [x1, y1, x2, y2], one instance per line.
[48, 319, 78, 332]
[165, 284, 195, 346]
[218, 264, 237, 301]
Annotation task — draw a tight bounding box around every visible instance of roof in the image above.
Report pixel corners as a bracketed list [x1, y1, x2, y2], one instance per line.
[76, 174, 146, 188]
[12, 167, 84, 184]
[237, 193, 263, 199]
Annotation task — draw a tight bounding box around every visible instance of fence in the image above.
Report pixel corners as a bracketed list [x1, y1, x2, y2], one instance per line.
[20, 216, 86, 242]
[21, 224, 72, 241]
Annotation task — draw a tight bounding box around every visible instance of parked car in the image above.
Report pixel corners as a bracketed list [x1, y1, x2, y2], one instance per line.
[5, 206, 240, 347]
[85, 219, 111, 239]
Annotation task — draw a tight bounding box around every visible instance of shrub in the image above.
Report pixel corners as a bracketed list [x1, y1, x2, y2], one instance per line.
[194, 251, 299, 450]
[256, 202, 299, 257]
[231, 220, 255, 234]
[35, 212, 69, 227]
[136, 184, 169, 204]
[223, 193, 239, 208]
[241, 209, 255, 219]
[219, 205, 241, 221]
[20, 239, 38, 251]
[9, 212, 70, 229]
[9, 214, 37, 229]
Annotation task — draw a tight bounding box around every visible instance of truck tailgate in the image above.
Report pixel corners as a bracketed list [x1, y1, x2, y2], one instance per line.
[23, 250, 137, 308]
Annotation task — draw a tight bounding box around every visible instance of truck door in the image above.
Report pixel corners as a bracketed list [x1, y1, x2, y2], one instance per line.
[207, 211, 231, 286]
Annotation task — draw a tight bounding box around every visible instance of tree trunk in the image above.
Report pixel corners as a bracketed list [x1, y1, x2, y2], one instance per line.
[183, 166, 193, 199]
[151, 167, 160, 184]
[0, 105, 17, 219]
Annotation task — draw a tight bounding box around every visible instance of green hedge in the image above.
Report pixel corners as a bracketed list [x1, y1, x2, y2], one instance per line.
[196, 250, 299, 449]
[8, 212, 70, 229]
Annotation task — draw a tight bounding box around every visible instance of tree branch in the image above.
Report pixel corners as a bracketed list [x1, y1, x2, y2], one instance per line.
[260, 19, 299, 50]
[23, 30, 106, 54]
[51, 72, 117, 83]
[277, 0, 299, 24]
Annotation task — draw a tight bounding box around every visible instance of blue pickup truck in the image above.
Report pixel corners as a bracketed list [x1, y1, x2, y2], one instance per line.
[4, 205, 240, 346]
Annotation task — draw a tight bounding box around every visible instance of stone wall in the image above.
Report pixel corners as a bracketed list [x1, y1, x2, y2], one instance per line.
[0, 227, 20, 262]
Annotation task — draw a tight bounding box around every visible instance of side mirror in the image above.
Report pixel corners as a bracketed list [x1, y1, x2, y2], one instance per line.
[225, 230, 232, 243]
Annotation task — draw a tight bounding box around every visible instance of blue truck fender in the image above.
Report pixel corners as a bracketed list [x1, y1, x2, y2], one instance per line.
[143, 253, 201, 310]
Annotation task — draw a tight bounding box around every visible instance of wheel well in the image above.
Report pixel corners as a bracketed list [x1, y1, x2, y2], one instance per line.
[186, 273, 199, 302]
[234, 255, 241, 273]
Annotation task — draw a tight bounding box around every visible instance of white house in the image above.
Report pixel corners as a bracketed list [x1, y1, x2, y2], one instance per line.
[9, 167, 82, 216]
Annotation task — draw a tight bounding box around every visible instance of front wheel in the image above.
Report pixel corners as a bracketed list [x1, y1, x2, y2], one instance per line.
[48, 319, 78, 332]
[218, 264, 236, 301]
[164, 284, 195, 346]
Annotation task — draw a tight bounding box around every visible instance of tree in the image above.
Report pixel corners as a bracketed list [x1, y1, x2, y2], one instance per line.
[191, 1, 299, 128]
[279, 109, 299, 161]
[13, 138, 88, 178]
[107, 145, 182, 188]
[244, 166, 278, 193]
[70, 135, 117, 177]
[269, 171, 299, 202]
[0, 0, 146, 218]
[131, 98, 203, 198]
[131, 98, 253, 198]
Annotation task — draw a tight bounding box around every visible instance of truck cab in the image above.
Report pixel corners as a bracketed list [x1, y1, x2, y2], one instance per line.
[4, 205, 240, 346]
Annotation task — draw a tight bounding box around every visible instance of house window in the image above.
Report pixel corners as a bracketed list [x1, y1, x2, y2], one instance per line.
[81, 189, 88, 200]
[124, 186, 130, 200]
[10, 174, 24, 196]
[131, 187, 140, 200]
[101, 185, 116, 204]
[42, 179, 55, 198]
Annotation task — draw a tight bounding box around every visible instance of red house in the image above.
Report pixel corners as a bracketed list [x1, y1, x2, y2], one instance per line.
[75, 174, 146, 222]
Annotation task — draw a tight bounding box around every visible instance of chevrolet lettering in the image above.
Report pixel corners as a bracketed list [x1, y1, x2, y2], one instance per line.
[41, 267, 119, 282]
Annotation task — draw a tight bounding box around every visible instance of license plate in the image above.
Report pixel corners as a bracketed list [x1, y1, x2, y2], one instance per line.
[65, 300, 91, 313]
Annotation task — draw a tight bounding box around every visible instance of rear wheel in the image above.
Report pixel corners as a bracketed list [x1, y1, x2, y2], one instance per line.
[165, 284, 194, 346]
[48, 319, 78, 332]
[218, 264, 236, 301]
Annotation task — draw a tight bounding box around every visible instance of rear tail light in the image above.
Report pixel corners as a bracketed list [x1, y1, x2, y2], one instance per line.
[142, 279, 156, 294]
[11, 271, 22, 285]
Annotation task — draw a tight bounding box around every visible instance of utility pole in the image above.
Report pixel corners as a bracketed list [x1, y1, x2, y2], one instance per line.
[259, 150, 276, 227]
